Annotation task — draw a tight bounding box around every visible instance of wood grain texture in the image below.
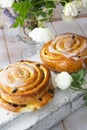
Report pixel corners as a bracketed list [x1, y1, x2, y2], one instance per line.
[50, 122, 65, 130]
[63, 106, 87, 130]
[52, 19, 84, 35]
[0, 30, 10, 68]
[76, 17, 87, 37]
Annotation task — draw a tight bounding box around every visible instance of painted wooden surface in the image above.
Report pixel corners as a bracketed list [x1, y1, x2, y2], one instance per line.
[0, 17, 87, 130]
[0, 30, 10, 68]
[63, 106, 87, 130]
[52, 105, 87, 130]
[50, 122, 65, 130]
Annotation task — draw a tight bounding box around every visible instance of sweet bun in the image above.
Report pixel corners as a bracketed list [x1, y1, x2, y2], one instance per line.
[40, 33, 87, 73]
[0, 60, 54, 112]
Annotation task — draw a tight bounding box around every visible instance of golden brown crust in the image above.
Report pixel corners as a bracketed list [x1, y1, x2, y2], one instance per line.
[0, 85, 54, 112]
[40, 33, 87, 73]
[0, 60, 55, 112]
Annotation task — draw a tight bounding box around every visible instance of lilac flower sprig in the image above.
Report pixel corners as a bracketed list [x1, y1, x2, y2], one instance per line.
[3, 8, 17, 27]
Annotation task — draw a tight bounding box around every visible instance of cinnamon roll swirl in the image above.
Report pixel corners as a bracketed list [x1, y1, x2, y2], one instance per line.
[0, 60, 54, 112]
[40, 33, 87, 73]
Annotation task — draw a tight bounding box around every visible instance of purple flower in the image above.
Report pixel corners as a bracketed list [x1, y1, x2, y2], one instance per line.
[3, 8, 17, 26]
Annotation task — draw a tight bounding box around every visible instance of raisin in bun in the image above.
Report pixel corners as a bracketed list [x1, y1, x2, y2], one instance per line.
[40, 33, 87, 73]
[0, 60, 54, 112]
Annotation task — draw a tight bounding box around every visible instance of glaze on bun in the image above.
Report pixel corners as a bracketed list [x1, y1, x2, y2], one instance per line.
[40, 33, 87, 73]
[0, 60, 54, 112]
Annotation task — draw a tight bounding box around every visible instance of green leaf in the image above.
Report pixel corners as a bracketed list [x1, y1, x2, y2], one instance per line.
[71, 73, 79, 80]
[84, 101, 87, 106]
[11, 0, 57, 29]
[13, 22, 18, 28]
[83, 95, 87, 100]
[46, 1, 56, 8]
[40, 11, 47, 17]
[70, 68, 87, 91]
[78, 69, 86, 80]
[71, 81, 80, 88]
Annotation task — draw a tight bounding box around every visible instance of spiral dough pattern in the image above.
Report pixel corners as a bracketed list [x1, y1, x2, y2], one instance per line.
[40, 33, 87, 72]
[0, 61, 54, 112]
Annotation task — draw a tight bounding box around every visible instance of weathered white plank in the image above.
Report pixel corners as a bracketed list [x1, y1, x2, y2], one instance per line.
[63, 106, 87, 130]
[50, 96, 85, 130]
[45, 22, 57, 36]
[0, 12, 8, 29]
[52, 19, 84, 36]
[3, 27, 27, 63]
[0, 108, 18, 128]
[50, 122, 64, 130]
[0, 30, 9, 68]
[76, 17, 87, 36]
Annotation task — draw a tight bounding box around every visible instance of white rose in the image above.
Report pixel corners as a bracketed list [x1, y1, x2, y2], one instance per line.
[61, 13, 74, 22]
[0, 1, 2, 6]
[63, 1, 82, 17]
[29, 28, 54, 43]
[81, 0, 87, 8]
[55, 72, 73, 90]
[0, 0, 14, 8]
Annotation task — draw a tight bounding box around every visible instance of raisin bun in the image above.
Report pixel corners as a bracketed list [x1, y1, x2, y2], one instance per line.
[0, 60, 54, 112]
[40, 33, 87, 73]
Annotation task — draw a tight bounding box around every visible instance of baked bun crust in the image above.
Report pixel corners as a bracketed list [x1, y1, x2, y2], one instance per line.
[40, 33, 87, 73]
[0, 61, 54, 112]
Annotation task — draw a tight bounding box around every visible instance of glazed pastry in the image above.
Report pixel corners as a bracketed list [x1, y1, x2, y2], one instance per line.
[40, 33, 87, 73]
[0, 60, 54, 112]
